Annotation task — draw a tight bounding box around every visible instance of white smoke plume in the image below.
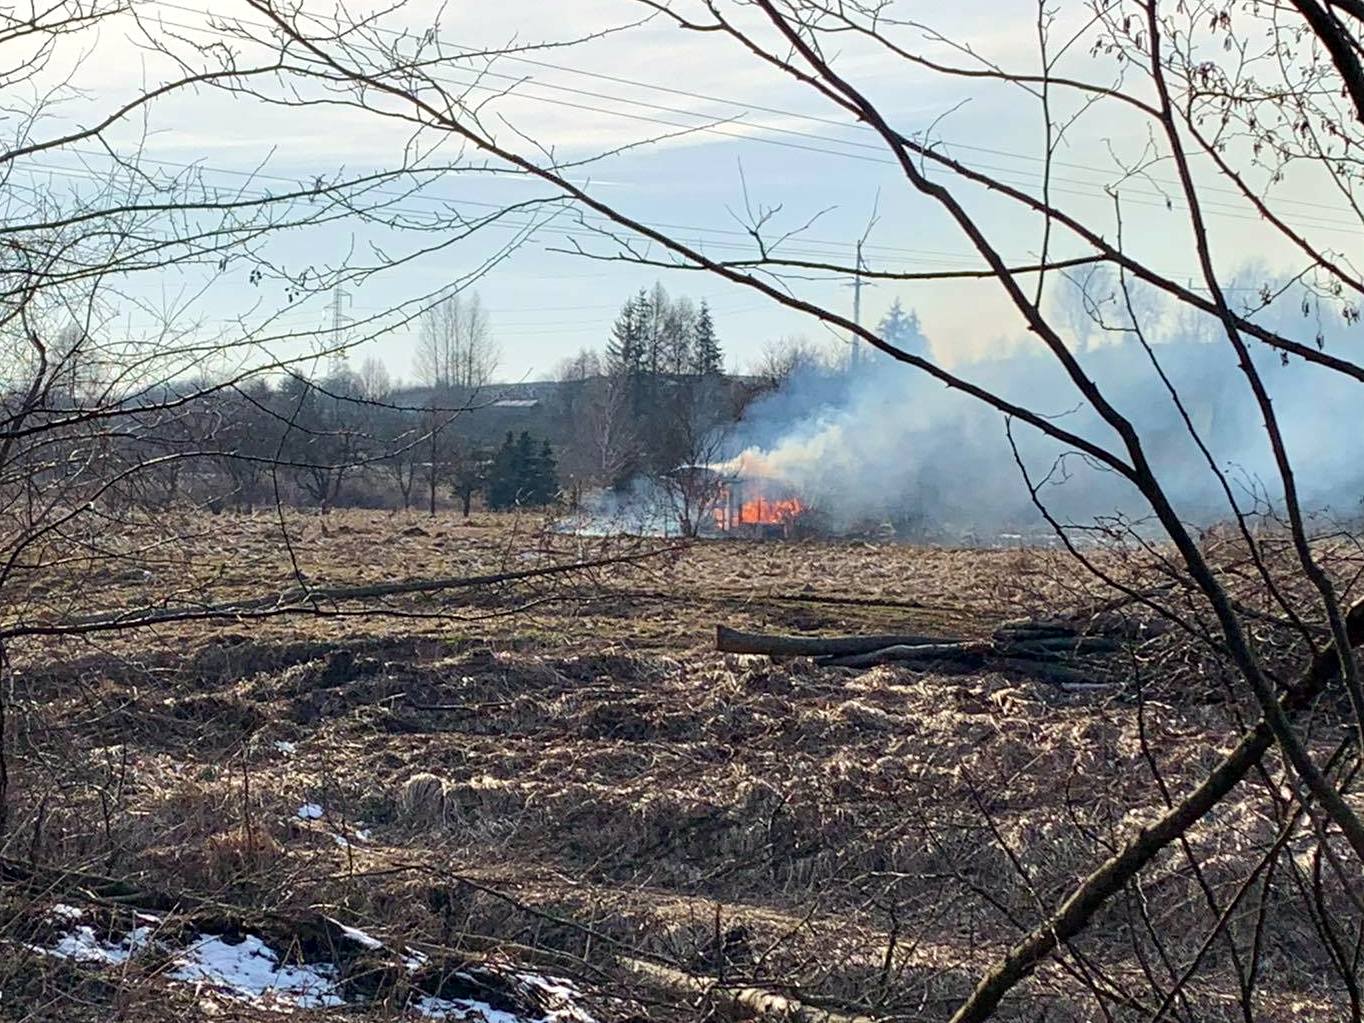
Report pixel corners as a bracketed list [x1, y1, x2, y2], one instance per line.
[725, 284, 1364, 541]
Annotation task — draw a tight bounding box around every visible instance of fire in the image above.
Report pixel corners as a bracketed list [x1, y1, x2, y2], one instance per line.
[711, 488, 806, 530]
[739, 496, 804, 525]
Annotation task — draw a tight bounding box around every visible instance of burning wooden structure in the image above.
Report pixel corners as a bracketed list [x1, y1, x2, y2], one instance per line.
[670, 459, 806, 538]
[711, 477, 804, 535]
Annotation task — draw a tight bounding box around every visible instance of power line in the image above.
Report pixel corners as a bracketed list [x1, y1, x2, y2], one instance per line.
[9, 156, 1291, 317]
[27, 1, 1341, 240]
[8, 156, 1059, 268]
[144, 0, 1364, 222]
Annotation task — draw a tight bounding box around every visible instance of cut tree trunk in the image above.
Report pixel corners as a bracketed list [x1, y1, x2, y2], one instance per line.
[818, 642, 992, 670]
[716, 624, 960, 658]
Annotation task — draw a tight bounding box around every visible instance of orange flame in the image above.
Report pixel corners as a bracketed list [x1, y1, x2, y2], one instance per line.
[712, 493, 805, 529]
[739, 496, 804, 525]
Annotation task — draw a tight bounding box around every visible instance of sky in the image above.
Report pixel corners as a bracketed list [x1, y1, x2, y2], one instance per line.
[13, 0, 1362, 384]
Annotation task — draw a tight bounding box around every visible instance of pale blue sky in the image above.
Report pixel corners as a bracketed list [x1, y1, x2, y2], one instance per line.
[23, 0, 1362, 381]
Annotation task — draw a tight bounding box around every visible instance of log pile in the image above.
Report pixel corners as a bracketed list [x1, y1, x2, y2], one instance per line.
[716, 606, 1165, 689]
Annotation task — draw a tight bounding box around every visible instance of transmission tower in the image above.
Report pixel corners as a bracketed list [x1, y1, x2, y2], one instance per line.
[327, 284, 352, 378]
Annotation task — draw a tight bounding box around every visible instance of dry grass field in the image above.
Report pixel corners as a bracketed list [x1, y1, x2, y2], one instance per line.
[2, 511, 1358, 1022]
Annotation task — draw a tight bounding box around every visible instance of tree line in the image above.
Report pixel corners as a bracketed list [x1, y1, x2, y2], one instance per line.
[41, 277, 920, 521]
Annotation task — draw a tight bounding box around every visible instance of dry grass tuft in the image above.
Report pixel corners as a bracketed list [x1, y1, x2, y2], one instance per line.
[397, 772, 449, 827]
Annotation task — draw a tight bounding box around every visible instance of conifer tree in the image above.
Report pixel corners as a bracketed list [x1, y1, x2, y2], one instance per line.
[513, 430, 536, 496]
[606, 291, 646, 376]
[691, 300, 723, 375]
[607, 290, 650, 414]
[876, 298, 927, 357]
[530, 439, 559, 504]
[486, 431, 519, 510]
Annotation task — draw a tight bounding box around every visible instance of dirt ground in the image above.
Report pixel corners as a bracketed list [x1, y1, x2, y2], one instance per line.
[0, 511, 1355, 1022]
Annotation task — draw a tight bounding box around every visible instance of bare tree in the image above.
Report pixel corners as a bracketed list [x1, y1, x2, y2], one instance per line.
[414, 291, 499, 390]
[658, 378, 731, 536]
[556, 346, 604, 383]
[0, 2, 659, 875]
[357, 355, 394, 401]
[208, 2, 1364, 1020]
[581, 371, 639, 486]
[752, 335, 839, 390]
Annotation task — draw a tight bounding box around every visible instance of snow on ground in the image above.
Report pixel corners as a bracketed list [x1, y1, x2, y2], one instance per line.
[41, 924, 152, 965]
[169, 933, 344, 1010]
[22, 914, 596, 1022]
[296, 802, 324, 820]
[331, 921, 383, 950]
[410, 973, 596, 1023]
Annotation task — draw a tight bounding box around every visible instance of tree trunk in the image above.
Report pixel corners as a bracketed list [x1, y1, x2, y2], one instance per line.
[716, 624, 962, 657]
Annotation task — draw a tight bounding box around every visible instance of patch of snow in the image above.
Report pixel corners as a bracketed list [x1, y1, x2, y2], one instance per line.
[331, 822, 370, 847]
[521, 973, 582, 1001]
[274, 740, 296, 754]
[26, 914, 592, 1023]
[333, 922, 383, 950]
[407, 971, 595, 1023]
[296, 802, 324, 820]
[169, 933, 344, 1010]
[520, 972, 595, 1023]
[45, 924, 151, 965]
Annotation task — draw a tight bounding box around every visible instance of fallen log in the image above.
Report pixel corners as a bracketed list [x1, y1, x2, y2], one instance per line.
[716, 624, 959, 658]
[994, 624, 1080, 641]
[819, 642, 993, 670]
[991, 658, 1113, 686]
[998, 613, 1166, 641]
[997, 635, 1126, 656]
[619, 955, 877, 1023]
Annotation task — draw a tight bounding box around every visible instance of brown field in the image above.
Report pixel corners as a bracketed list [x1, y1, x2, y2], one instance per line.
[1, 511, 1356, 1022]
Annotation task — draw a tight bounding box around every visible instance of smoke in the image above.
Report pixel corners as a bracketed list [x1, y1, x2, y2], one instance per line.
[560, 476, 684, 536]
[727, 282, 1364, 540]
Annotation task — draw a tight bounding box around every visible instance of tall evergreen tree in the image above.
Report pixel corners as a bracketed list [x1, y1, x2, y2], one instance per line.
[513, 430, 536, 495]
[607, 290, 651, 415]
[487, 432, 559, 508]
[876, 299, 927, 357]
[606, 291, 647, 377]
[486, 431, 519, 510]
[691, 300, 723, 375]
[529, 439, 559, 505]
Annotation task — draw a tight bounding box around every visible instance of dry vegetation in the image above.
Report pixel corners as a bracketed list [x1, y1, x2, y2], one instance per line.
[3, 511, 1362, 1023]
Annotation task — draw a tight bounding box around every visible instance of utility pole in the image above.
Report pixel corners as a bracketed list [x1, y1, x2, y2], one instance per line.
[844, 240, 871, 371]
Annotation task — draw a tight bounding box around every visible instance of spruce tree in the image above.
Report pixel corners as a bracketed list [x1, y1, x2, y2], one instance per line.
[513, 431, 537, 502]
[606, 292, 646, 375]
[607, 291, 650, 415]
[876, 298, 927, 356]
[691, 300, 722, 375]
[531, 439, 559, 504]
[486, 432, 518, 510]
